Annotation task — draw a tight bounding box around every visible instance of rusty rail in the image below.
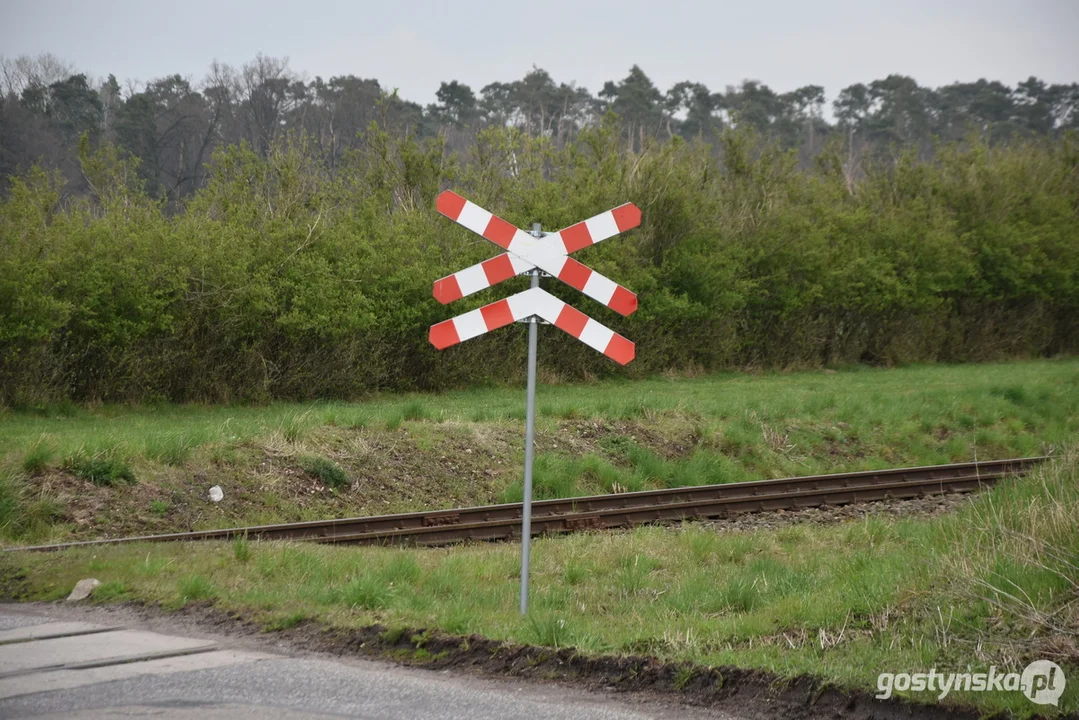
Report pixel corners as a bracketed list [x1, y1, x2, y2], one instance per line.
[7, 457, 1046, 552]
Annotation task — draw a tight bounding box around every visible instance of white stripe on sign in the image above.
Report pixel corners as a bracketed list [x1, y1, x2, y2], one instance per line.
[454, 308, 488, 341]
[583, 272, 617, 305]
[506, 290, 536, 319]
[578, 319, 615, 353]
[455, 264, 490, 296]
[585, 212, 620, 243]
[455, 202, 493, 236]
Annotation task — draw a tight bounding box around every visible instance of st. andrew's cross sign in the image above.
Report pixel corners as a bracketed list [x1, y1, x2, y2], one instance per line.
[429, 191, 640, 613]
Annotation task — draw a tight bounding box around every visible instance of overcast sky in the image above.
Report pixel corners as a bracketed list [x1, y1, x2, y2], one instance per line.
[2, 0, 1076, 104]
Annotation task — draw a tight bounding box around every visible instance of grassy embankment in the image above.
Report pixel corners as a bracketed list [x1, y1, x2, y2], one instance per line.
[0, 359, 1076, 545]
[2, 445, 1076, 717]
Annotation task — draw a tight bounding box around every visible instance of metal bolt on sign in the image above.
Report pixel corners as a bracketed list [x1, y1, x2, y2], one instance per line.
[429, 192, 640, 614]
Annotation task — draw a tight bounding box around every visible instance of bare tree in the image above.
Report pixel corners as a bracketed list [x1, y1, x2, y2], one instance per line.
[0, 53, 75, 97]
[238, 54, 299, 155]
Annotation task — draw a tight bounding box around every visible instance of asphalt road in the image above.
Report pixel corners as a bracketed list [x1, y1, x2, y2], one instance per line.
[0, 605, 733, 719]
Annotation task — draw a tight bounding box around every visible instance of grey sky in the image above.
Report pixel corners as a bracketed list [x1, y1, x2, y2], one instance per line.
[2, 0, 1076, 104]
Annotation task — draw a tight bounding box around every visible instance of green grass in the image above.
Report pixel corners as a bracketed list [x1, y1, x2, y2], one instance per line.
[20, 440, 56, 475]
[6, 451, 1076, 717]
[144, 431, 208, 466]
[0, 468, 64, 541]
[1, 359, 1073, 463]
[232, 534, 251, 563]
[264, 611, 309, 631]
[401, 400, 429, 422]
[176, 575, 216, 604]
[0, 359, 1076, 544]
[64, 454, 135, 486]
[91, 580, 131, 602]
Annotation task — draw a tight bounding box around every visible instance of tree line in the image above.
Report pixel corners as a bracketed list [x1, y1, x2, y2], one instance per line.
[0, 109, 1075, 404]
[2, 52, 1078, 206]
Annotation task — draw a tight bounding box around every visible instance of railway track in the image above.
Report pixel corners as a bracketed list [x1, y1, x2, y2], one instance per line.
[9, 457, 1045, 553]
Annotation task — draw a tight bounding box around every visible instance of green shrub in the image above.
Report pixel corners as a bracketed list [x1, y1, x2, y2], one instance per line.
[0, 128, 1076, 405]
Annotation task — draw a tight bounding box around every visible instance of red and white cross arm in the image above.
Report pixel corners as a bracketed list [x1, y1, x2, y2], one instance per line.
[429, 287, 635, 366]
[433, 192, 640, 316]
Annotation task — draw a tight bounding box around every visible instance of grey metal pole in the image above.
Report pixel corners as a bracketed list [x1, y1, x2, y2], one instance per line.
[520, 222, 542, 615]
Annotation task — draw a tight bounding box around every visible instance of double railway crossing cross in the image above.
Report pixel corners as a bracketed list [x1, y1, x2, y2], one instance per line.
[429, 191, 640, 614]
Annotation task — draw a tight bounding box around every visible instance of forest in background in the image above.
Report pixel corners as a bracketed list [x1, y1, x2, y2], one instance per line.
[3, 53, 1078, 204]
[0, 54, 1077, 404]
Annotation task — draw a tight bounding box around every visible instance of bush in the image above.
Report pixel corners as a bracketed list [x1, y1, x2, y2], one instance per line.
[1, 129, 1076, 405]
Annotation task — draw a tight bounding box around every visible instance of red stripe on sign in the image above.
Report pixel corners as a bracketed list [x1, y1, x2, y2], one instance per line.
[483, 215, 518, 249]
[604, 335, 635, 365]
[480, 299, 514, 330]
[611, 203, 641, 232]
[429, 320, 460, 350]
[554, 304, 589, 338]
[560, 222, 593, 254]
[558, 258, 592, 291]
[481, 254, 516, 285]
[436, 191, 467, 221]
[608, 285, 638, 316]
[432, 276, 463, 304]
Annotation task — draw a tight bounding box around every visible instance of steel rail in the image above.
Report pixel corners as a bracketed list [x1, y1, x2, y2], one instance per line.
[6, 457, 1046, 552]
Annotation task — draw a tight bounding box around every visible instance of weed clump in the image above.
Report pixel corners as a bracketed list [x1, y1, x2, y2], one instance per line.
[21, 441, 56, 475]
[402, 400, 428, 421]
[144, 432, 203, 466]
[525, 613, 572, 648]
[264, 611, 308, 631]
[233, 534, 251, 562]
[92, 581, 130, 602]
[177, 575, 216, 604]
[344, 574, 393, 609]
[0, 470, 64, 542]
[67, 455, 136, 486]
[300, 456, 349, 489]
[280, 412, 313, 443]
